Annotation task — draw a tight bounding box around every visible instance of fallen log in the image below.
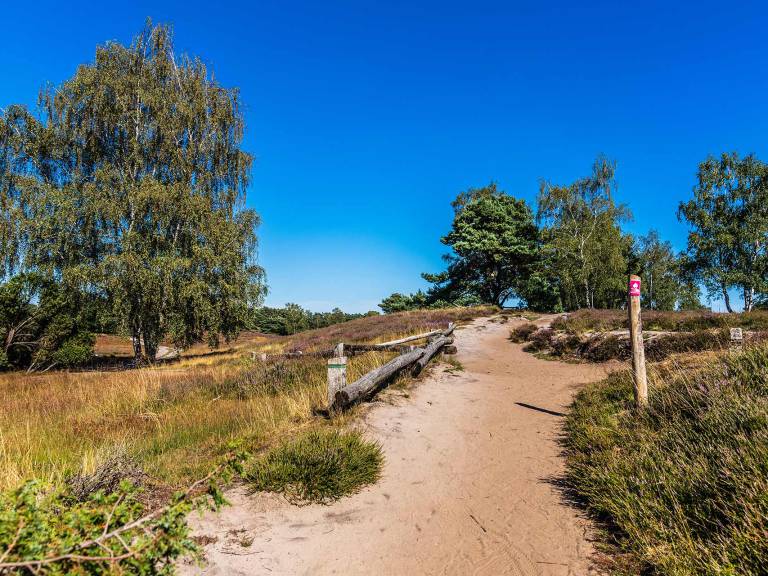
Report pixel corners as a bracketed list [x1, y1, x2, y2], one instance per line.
[411, 335, 453, 377]
[333, 347, 425, 410]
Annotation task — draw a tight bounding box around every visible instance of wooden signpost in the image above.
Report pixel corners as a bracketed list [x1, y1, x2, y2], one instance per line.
[729, 327, 743, 353]
[628, 274, 648, 408]
[327, 351, 347, 409]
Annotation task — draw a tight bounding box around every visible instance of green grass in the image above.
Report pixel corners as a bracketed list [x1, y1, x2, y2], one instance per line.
[245, 429, 383, 504]
[564, 347, 768, 575]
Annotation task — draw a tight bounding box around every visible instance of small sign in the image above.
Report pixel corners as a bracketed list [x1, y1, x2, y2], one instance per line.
[629, 278, 641, 297]
[730, 328, 743, 342]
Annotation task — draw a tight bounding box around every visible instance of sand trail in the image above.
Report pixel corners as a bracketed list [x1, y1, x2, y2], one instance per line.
[182, 316, 613, 575]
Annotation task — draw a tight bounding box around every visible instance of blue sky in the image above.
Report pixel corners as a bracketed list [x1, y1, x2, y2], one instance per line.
[2, 1, 767, 312]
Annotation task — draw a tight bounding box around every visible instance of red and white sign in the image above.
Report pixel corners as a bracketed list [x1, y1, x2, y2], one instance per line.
[629, 279, 641, 297]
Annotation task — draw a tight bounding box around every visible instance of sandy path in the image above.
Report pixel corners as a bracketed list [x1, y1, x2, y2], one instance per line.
[182, 316, 614, 575]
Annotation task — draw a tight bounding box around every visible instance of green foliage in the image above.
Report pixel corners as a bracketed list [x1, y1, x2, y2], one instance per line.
[378, 291, 429, 313]
[565, 348, 768, 574]
[246, 429, 383, 504]
[635, 230, 684, 310]
[0, 274, 94, 371]
[422, 183, 540, 307]
[0, 22, 265, 361]
[0, 449, 245, 574]
[250, 304, 378, 335]
[536, 156, 633, 310]
[679, 152, 768, 312]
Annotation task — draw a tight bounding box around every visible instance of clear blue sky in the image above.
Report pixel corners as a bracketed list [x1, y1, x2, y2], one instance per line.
[3, 1, 766, 312]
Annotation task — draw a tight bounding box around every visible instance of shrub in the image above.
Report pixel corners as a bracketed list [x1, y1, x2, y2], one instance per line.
[509, 322, 538, 342]
[550, 333, 582, 357]
[523, 328, 554, 352]
[565, 347, 768, 575]
[551, 308, 768, 335]
[246, 429, 383, 504]
[581, 335, 630, 362]
[0, 450, 243, 574]
[645, 330, 729, 361]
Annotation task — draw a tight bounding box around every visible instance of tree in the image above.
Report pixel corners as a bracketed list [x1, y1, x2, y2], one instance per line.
[537, 156, 631, 310]
[679, 152, 768, 312]
[423, 184, 539, 307]
[378, 291, 429, 313]
[635, 230, 681, 310]
[0, 22, 265, 360]
[0, 274, 94, 371]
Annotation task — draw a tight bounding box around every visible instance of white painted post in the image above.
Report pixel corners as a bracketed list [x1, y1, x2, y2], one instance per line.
[327, 355, 347, 409]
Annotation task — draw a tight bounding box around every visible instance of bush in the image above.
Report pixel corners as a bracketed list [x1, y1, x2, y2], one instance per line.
[550, 333, 582, 357]
[564, 347, 768, 575]
[581, 335, 630, 362]
[509, 322, 538, 342]
[246, 429, 383, 504]
[0, 450, 243, 574]
[523, 328, 554, 352]
[551, 308, 768, 335]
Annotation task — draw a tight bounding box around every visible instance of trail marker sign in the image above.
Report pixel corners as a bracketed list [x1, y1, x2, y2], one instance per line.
[629, 278, 641, 297]
[730, 328, 743, 342]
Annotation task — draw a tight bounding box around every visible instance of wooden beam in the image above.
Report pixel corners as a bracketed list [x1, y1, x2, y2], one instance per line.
[374, 330, 443, 348]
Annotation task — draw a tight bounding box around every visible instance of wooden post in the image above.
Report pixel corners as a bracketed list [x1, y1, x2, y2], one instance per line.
[729, 327, 743, 354]
[327, 356, 347, 409]
[628, 274, 648, 408]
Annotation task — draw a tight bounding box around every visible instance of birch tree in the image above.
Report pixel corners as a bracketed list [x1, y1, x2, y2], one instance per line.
[537, 156, 631, 310]
[0, 22, 265, 360]
[679, 152, 768, 312]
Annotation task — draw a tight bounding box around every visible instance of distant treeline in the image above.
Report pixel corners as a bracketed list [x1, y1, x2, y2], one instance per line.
[381, 154, 768, 314]
[249, 304, 379, 335]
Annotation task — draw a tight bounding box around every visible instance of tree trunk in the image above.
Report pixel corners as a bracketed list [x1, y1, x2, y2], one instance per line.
[722, 285, 734, 313]
[143, 333, 158, 362]
[744, 286, 754, 312]
[132, 329, 143, 361]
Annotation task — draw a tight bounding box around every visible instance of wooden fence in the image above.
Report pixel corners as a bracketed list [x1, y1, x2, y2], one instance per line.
[328, 323, 456, 411]
[250, 322, 458, 411]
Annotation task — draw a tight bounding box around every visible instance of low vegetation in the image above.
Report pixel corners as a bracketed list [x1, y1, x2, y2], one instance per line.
[551, 308, 768, 335]
[246, 429, 382, 504]
[564, 347, 768, 575]
[510, 310, 768, 362]
[0, 307, 490, 571]
[0, 450, 243, 575]
[1, 307, 489, 491]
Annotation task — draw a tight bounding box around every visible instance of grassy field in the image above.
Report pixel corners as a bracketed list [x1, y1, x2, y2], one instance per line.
[565, 346, 768, 575]
[0, 306, 495, 493]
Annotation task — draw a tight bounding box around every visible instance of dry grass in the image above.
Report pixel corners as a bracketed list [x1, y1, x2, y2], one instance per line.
[1, 306, 495, 492]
